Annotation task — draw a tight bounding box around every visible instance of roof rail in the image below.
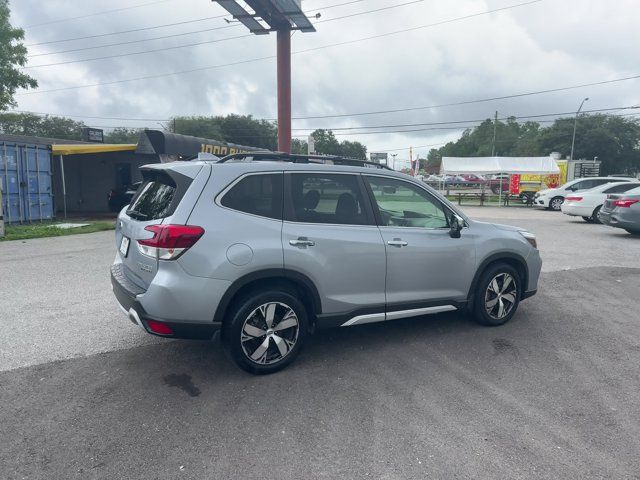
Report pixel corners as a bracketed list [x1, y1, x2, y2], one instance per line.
[217, 152, 393, 170]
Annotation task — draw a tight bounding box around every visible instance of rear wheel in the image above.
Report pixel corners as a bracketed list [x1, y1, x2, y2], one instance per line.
[549, 196, 564, 211]
[222, 290, 308, 374]
[473, 263, 521, 326]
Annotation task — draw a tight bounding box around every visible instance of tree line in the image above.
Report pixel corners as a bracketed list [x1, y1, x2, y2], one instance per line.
[427, 114, 640, 175]
[0, 112, 369, 158]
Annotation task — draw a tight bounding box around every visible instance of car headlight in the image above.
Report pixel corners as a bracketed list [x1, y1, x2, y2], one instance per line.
[519, 230, 538, 249]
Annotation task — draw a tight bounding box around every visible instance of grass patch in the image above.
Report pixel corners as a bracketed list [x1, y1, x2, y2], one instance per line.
[1, 220, 115, 241]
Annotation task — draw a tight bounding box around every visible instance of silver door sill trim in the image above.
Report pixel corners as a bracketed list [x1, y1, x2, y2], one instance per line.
[386, 305, 457, 321]
[341, 305, 457, 327]
[341, 312, 386, 327]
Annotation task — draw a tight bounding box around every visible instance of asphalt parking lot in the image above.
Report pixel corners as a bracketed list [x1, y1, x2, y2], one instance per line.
[1, 207, 639, 479]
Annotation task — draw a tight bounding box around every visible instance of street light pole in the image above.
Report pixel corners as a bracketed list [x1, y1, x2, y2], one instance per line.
[570, 97, 589, 161]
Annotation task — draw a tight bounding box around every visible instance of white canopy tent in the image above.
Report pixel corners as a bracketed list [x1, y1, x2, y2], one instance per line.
[440, 156, 560, 175]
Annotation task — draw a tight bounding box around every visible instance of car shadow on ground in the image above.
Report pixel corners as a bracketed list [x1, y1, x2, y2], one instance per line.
[109, 309, 504, 389]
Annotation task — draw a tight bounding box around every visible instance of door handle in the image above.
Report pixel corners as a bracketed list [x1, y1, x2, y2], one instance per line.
[387, 239, 408, 247]
[289, 237, 315, 247]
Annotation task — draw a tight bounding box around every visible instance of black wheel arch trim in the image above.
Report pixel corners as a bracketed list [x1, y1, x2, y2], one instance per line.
[213, 268, 323, 324]
[467, 252, 530, 308]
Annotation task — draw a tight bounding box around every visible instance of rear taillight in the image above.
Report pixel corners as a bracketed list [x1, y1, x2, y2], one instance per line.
[137, 224, 204, 260]
[565, 196, 582, 201]
[613, 199, 640, 208]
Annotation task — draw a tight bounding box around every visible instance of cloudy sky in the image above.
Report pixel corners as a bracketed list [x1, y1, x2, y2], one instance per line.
[9, 0, 640, 164]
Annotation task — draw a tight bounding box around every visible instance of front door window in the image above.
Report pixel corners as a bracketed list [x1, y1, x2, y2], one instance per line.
[366, 176, 449, 229]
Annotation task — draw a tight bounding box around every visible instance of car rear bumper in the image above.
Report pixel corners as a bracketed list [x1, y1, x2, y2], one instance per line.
[110, 264, 220, 340]
[598, 209, 640, 231]
[561, 203, 593, 217]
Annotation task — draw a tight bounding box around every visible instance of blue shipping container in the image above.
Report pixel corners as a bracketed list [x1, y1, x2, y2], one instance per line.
[0, 142, 54, 223]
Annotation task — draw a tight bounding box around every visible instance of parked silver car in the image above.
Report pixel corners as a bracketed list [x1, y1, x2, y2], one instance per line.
[598, 186, 640, 235]
[111, 153, 541, 374]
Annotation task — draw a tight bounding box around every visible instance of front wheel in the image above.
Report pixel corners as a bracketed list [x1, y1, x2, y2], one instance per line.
[473, 263, 521, 326]
[222, 290, 308, 374]
[582, 216, 594, 223]
[591, 205, 602, 224]
[549, 196, 564, 211]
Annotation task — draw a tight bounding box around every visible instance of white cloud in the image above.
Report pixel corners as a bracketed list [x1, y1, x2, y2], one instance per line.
[9, 0, 640, 158]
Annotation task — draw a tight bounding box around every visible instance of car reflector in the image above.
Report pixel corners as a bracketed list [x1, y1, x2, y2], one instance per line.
[146, 320, 174, 335]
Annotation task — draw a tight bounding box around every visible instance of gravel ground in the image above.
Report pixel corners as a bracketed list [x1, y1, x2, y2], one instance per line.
[1, 208, 639, 479]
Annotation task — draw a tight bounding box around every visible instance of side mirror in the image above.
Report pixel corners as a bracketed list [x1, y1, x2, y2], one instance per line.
[449, 214, 464, 239]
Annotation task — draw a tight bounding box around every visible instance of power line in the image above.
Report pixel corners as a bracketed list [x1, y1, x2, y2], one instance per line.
[23, 0, 176, 28]
[25, 0, 365, 48]
[25, 16, 230, 48]
[286, 75, 640, 121]
[9, 103, 638, 129]
[28, 24, 240, 57]
[290, 106, 640, 131]
[17, 0, 543, 93]
[5, 110, 170, 122]
[24, 0, 425, 68]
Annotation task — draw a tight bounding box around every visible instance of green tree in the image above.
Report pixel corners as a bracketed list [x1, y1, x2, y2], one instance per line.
[427, 114, 640, 175]
[0, 112, 84, 140]
[0, 0, 38, 109]
[172, 114, 277, 150]
[104, 127, 142, 144]
[310, 129, 367, 158]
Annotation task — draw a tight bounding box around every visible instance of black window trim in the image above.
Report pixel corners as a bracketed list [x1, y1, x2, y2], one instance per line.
[283, 171, 376, 227]
[363, 174, 459, 231]
[215, 171, 284, 221]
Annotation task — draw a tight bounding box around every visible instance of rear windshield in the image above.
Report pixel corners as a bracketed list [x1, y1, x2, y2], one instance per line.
[127, 171, 179, 221]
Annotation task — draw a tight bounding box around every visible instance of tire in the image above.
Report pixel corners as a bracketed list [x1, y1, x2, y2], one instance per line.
[582, 216, 594, 223]
[473, 263, 521, 326]
[625, 229, 640, 236]
[222, 290, 308, 374]
[591, 205, 602, 224]
[549, 196, 564, 211]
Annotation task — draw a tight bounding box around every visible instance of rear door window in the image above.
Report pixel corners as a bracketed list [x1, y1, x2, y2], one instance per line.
[221, 173, 283, 220]
[285, 173, 372, 225]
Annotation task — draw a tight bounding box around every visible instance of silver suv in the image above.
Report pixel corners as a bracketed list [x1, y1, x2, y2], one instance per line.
[111, 153, 541, 374]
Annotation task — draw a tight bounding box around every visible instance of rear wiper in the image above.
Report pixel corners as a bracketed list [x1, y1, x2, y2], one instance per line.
[126, 208, 148, 220]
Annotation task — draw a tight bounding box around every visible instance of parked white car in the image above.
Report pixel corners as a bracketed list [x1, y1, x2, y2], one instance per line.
[561, 181, 640, 222]
[534, 177, 633, 211]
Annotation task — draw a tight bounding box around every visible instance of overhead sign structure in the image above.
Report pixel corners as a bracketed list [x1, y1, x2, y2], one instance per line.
[82, 127, 104, 143]
[212, 1, 317, 153]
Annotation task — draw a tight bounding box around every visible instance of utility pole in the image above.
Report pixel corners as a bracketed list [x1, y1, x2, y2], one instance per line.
[570, 97, 589, 161]
[491, 111, 498, 157]
[277, 30, 292, 153]
[210, 1, 316, 154]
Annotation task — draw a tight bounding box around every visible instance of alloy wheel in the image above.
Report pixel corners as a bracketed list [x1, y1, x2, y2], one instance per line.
[241, 302, 299, 365]
[484, 273, 518, 320]
[551, 198, 563, 211]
